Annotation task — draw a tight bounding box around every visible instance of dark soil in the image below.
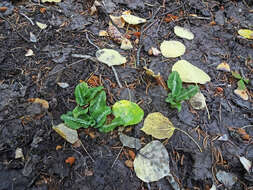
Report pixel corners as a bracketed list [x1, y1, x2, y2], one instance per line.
[0, 0, 253, 189]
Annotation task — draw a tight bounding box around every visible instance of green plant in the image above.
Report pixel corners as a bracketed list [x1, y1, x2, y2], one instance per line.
[60, 82, 144, 133]
[231, 71, 249, 90]
[165, 71, 199, 112]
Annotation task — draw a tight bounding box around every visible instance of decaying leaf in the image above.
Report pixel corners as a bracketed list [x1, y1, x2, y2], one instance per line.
[121, 14, 146, 25]
[53, 123, 79, 144]
[107, 23, 123, 44]
[234, 89, 248, 100]
[172, 60, 211, 84]
[133, 140, 171, 182]
[189, 92, 206, 110]
[15, 148, 24, 160]
[238, 29, 253, 39]
[141, 112, 175, 139]
[112, 100, 144, 127]
[36, 22, 47, 30]
[98, 30, 109, 37]
[25, 49, 34, 57]
[174, 26, 194, 40]
[110, 15, 125, 28]
[216, 62, 230, 72]
[160, 40, 186, 58]
[121, 38, 133, 50]
[96, 48, 127, 66]
[57, 82, 69, 88]
[119, 133, 142, 150]
[41, 0, 61, 3]
[28, 98, 49, 109]
[239, 156, 252, 172]
[216, 170, 237, 189]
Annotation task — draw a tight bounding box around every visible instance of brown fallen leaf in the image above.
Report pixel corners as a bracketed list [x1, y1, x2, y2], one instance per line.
[125, 160, 133, 168]
[28, 98, 49, 109]
[128, 150, 136, 160]
[0, 7, 8, 12]
[65, 157, 75, 166]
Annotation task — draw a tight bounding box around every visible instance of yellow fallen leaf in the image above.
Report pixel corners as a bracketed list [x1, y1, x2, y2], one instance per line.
[234, 89, 248, 100]
[98, 30, 109, 37]
[36, 22, 47, 30]
[141, 112, 175, 139]
[25, 49, 34, 57]
[238, 29, 253, 39]
[216, 62, 230, 72]
[41, 0, 61, 3]
[121, 15, 146, 25]
[174, 26, 194, 40]
[120, 38, 133, 50]
[53, 123, 79, 144]
[160, 40, 186, 58]
[172, 60, 211, 84]
[96, 48, 127, 66]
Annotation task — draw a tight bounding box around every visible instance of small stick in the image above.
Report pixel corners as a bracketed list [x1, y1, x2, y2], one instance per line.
[79, 140, 95, 162]
[111, 145, 124, 168]
[111, 66, 123, 88]
[19, 12, 34, 25]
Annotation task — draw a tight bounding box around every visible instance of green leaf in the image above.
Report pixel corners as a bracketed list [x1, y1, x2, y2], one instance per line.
[84, 86, 104, 103]
[167, 71, 182, 97]
[99, 117, 125, 133]
[231, 71, 242, 80]
[74, 82, 89, 106]
[73, 106, 88, 118]
[61, 113, 96, 129]
[175, 85, 199, 102]
[237, 79, 246, 90]
[243, 78, 249, 84]
[112, 100, 144, 127]
[89, 91, 111, 128]
[165, 97, 182, 112]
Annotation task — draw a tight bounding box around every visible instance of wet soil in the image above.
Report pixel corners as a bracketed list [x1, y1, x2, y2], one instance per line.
[0, 0, 253, 189]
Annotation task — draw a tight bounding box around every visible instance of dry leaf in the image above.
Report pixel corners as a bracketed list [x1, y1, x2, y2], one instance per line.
[239, 156, 252, 172]
[98, 30, 109, 37]
[109, 15, 125, 28]
[25, 49, 34, 57]
[238, 29, 253, 39]
[133, 140, 171, 182]
[121, 38, 133, 50]
[125, 160, 134, 168]
[189, 92, 206, 110]
[160, 40, 186, 58]
[121, 14, 146, 25]
[172, 60, 211, 84]
[96, 48, 127, 66]
[216, 62, 230, 72]
[234, 89, 248, 100]
[41, 0, 61, 3]
[174, 26, 194, 40]
[65, 156, 75, 166]
[141, 112, 175, 139]
[36, 22, 47, 30]
[28, 98, 49, 109]
[52, 123, 79, 144]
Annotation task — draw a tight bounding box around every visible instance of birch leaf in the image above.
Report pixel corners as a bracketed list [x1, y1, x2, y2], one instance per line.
[53, 123, 79, 144]
[216, 62, 230, 72]
[36, 22, 47, 30]
[121, 15, 146, 25]
[96, 49, 126, 66]
[238, 29, 253, 39]
[189, 92, 206, 110]
[172, 60, 211, 84]
[160, 40, 186, 58]
[121, 38, 133, 50]
[133, 140, 171, 182]
[141, 112, 175, 139]
[174, 26, 194, 40]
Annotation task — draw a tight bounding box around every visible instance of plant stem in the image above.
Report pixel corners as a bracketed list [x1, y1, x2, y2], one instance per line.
[175, 127, 202, 152]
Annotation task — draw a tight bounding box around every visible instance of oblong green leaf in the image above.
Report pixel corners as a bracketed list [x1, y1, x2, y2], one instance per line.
[61, 114, 95, 129]
[73, 106, 88, 118]
[112, 100, 144, 127]
[167, 71, 182, 97]
[74, 82, 89, 106]
[175, 85, 199, 102]
[89, 91, 111, 128]
[99, 117, 124, 133]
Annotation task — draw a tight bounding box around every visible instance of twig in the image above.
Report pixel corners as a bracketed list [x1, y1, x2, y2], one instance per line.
[79, 140, 95, 162]
[0, 15, 30, 43]
[175, 127, 203, 152]
[19, 12, 34, 25]
[48, 58, 89, 76]
[111, 145, 124, 168]
[111, 66, 123, 88]
[86, 32, 100, 50]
